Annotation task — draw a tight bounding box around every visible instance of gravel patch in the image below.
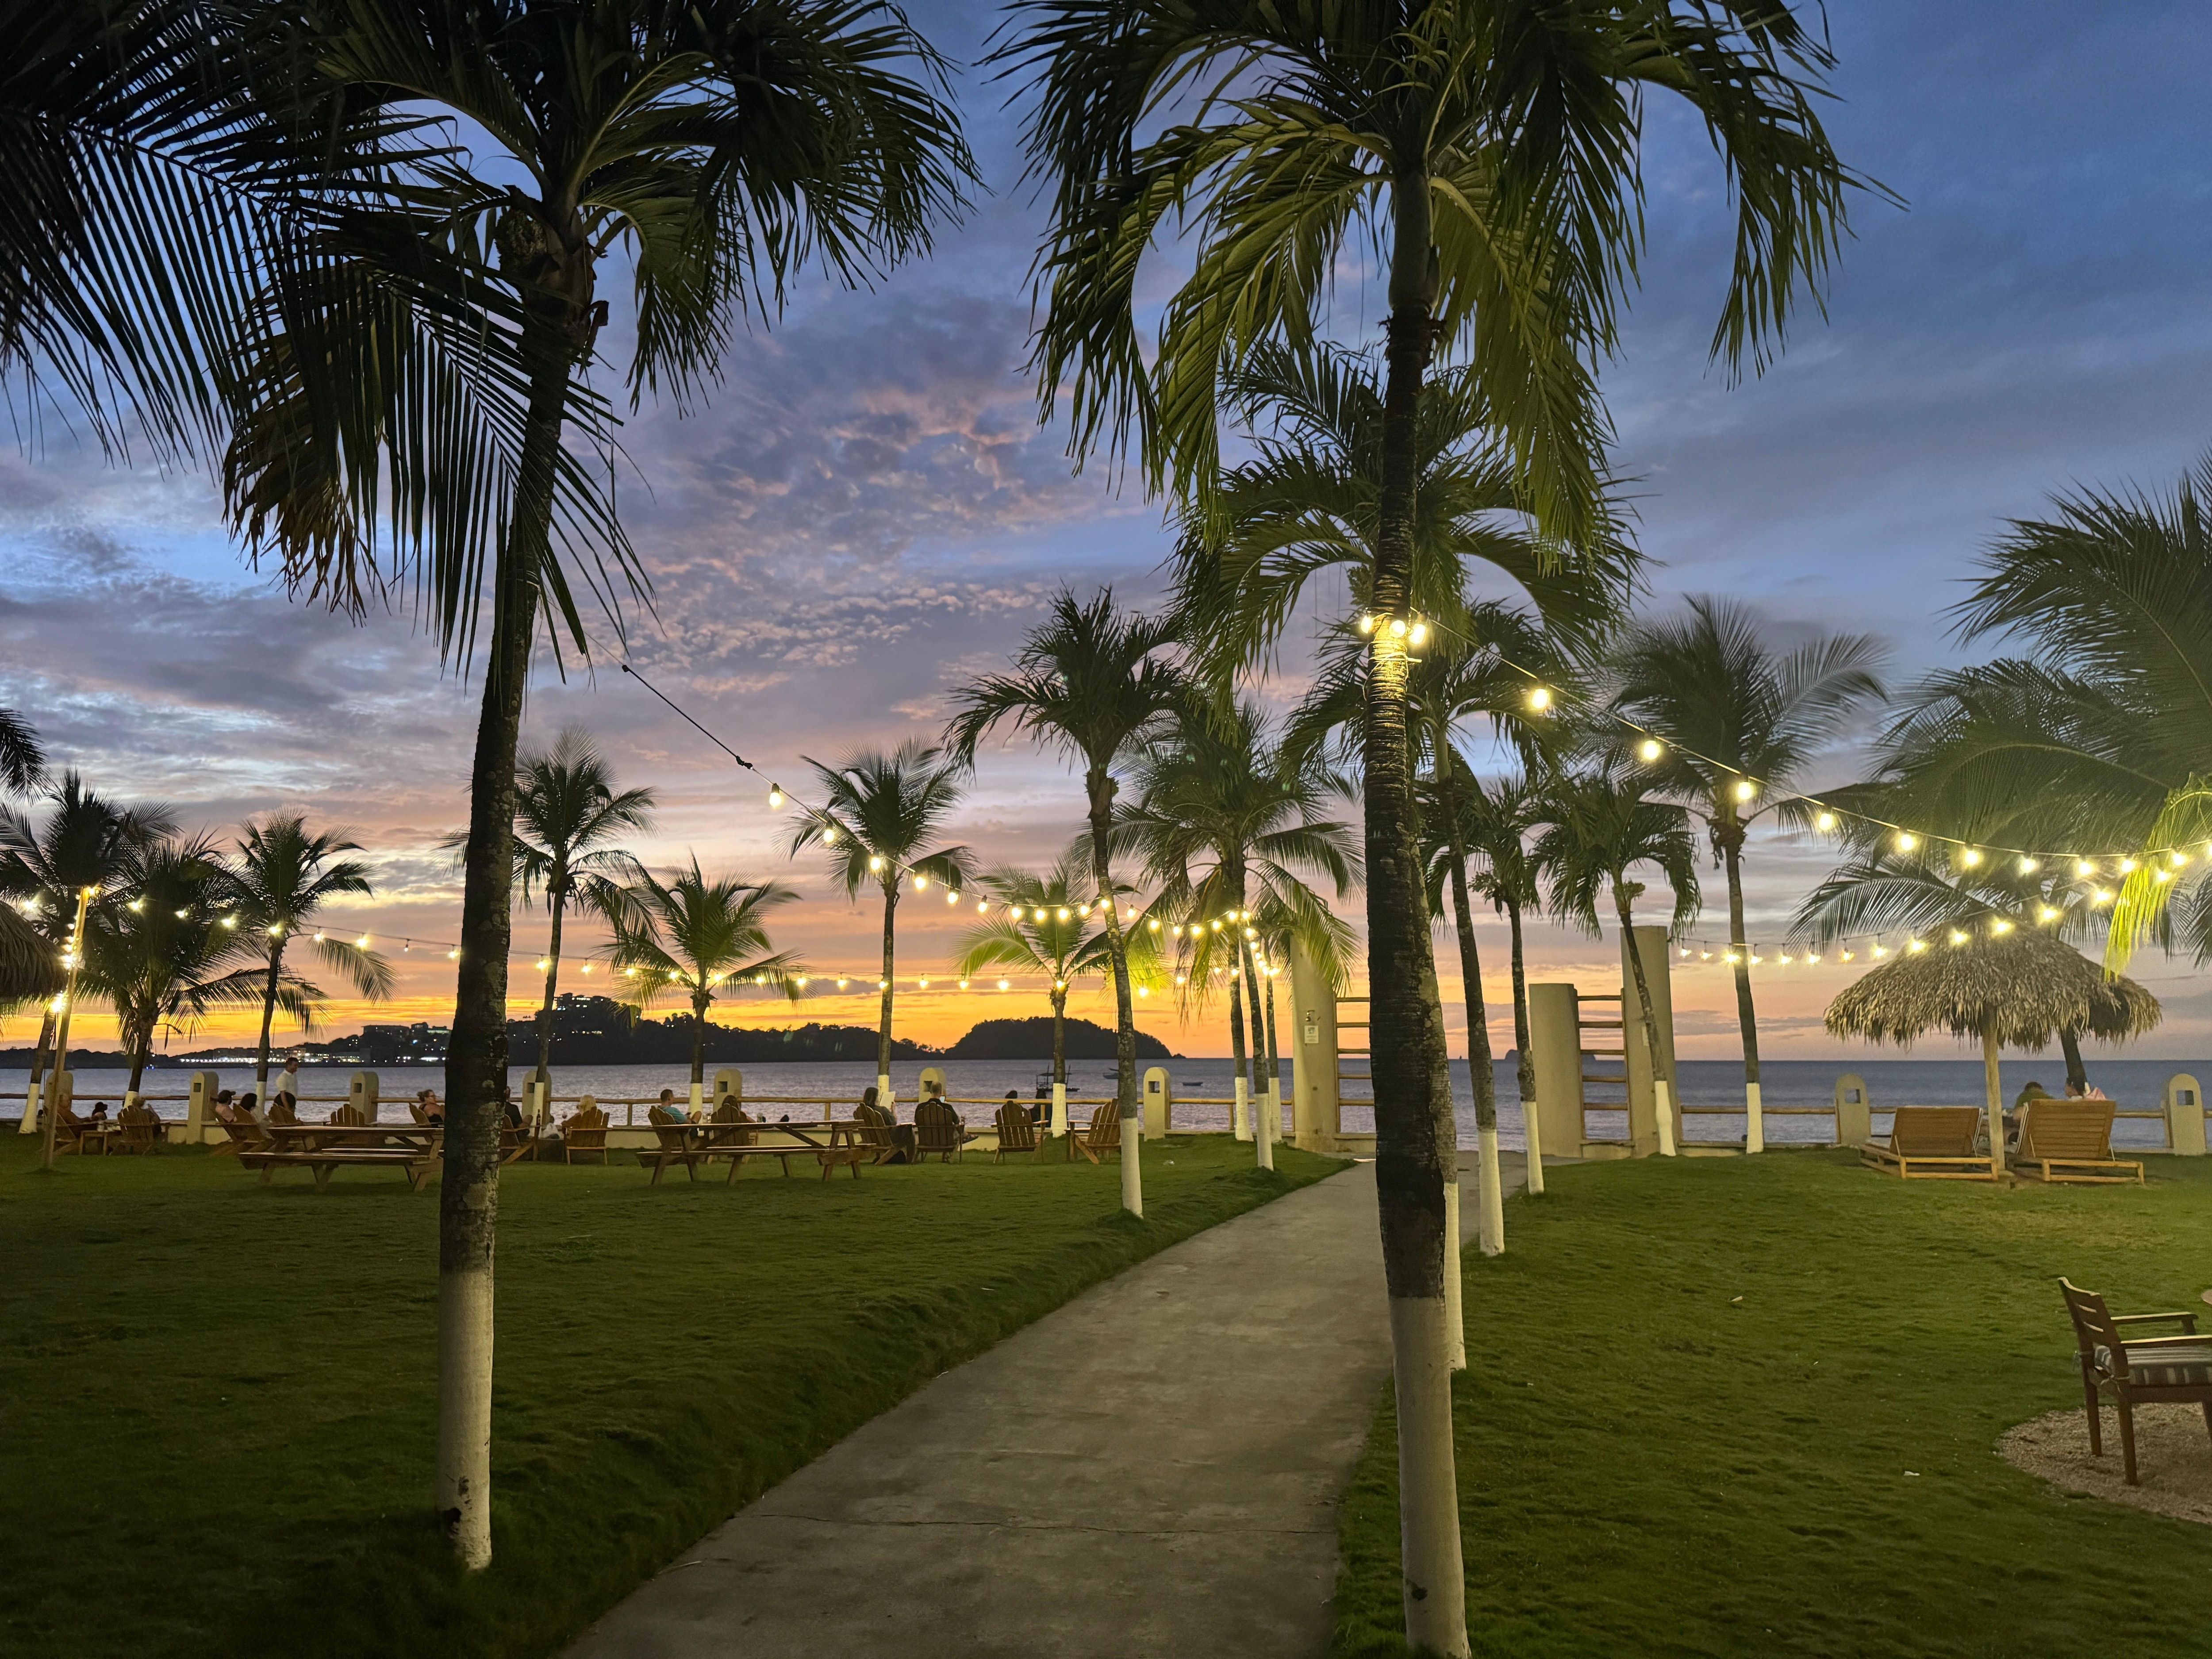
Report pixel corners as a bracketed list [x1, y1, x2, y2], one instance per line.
[2000, 1405, 2212, 1525]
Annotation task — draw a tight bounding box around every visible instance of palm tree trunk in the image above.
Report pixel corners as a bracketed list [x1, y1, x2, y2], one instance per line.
[1227, 950, 1252, 1139]
[1506, 899, 1543, 1196]
[1051, 987, 1068, 1088]
[1236, 931, 1271, 1170]
[127, 1018, 153, 1096]
[1615, 884, 1674, 1157]
[254, 946, 284, 1096]
[876, 880, 897, 1113]
[1436, 765, 1499, 1266]
[22, 1007, 56, 1135]
[1983, 1022, 2007, 1176]
[532, 883, 567, 1108]
[2059, 1026, 2088, 1094]
[1721, 827, 1763, 1153]
[1086, 769, 1141, 1216]
[1260, 960, 1283, 1128]
[690, 991, 709, 1087]
[1368, 182, 1467, 1659]
[438, 327, 568, 1573]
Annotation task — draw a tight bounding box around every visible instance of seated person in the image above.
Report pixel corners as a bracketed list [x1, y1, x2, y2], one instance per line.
[87, 1102, 110, 1125]
[212, 1088, 238, 1123]
[233, 1091, 261, 1122]
[2066, 1078, 2112, 1101]
[501, 1094, 523, 1131]
[2007, 1080, 2051, 1145]
[413, 1088, 442, 1125]
[267, 1091, 300, 1125]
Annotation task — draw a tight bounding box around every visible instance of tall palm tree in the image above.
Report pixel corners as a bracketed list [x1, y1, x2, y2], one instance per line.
[0, 773, 177, 1128]
[82, 836, 301, 1098]
[1608, 597, 1885, 1148]
[1531, 768, 1700, 1156]
[230, 815, 393, 1096]
[999, 15, 1859, 1618]
[509, 728, 656, 1105]
[1110, 699, 1358, 1158]
[217, 2, 969, 1567]
[607, 860, 804, 1092]
[946, 588, 1187, 1216]
[956, 859, 1119, 1108]
[790, 742, 969, 1114]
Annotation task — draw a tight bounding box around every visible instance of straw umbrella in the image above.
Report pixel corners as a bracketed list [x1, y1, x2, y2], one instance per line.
[1823, 929, 2160, 1173]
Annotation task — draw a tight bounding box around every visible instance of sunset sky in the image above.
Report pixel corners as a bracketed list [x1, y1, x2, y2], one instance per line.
[6, 1, 2212, 1061]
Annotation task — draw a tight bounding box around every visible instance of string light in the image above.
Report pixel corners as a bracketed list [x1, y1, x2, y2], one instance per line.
[868, 854, 883, 872]
[1958, 848, 1981, 868]
[768, 785, 784, 810]
[1639, 739, 1664, 763]
[1816, 811, 1837, 832]
[1895, 833, 1917, 853]
[1525, 686, 1552, 714]
[1948, 929, 1969, 945]
[2074, 859, 2097, 877]
[913, 873, 928, 891]
[1733, 780, 1757, 803]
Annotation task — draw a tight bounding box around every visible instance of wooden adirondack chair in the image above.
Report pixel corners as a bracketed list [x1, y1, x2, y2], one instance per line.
[2016, 1100, 2143, 1184]
[994, 1099, 1039, 1162]
[1064, 1102, 1121, 1164]
[560, 1101, 609, 1165]
[637, 1106, 703, 1184]
[914, 1097, 970, 1162]
[849, 1102, 900, 1165]
[113, 1101, 164, 1154]
[1859, 1106, 1995, 1180]
[2057, 1277, 2212, 1485]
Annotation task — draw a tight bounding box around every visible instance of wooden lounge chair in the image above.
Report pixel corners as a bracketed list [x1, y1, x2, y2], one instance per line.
[2057, 1277, 2212, 1485]
[994, 1099, 1039, 1163]
[1064, 1102, 1121, 1164]
[636, 1107, 705, 1184]
[559, 1102, 609, 1165]
[215, 1115, 273, 1158]
[849, 1103, 899, 1165]
[113, 1102, 165, 1155]
[914, 1096, 972, 1163]
[1859, 1105, 1996, 1180]
[2015, 1100, 2144, 1185]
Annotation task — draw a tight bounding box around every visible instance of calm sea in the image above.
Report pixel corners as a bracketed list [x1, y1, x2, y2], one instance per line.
[27, 1055, 2197, 1150]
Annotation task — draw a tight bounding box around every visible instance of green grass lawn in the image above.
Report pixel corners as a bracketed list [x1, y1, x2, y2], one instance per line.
[1333, 1150, 2212, 1659]
[0, 1131, 1335, 1659]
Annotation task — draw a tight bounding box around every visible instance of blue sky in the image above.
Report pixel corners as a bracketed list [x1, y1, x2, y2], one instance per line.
[4, 0, 2211, 1058]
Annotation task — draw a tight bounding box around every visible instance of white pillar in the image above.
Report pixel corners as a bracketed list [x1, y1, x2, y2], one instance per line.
[1744, 1080, 1765, 1155]
[1142, 1067, 1169, 1139]
[1834, 1073, 1870, 1146]
[1528, 983, 1583, 1162]
[2164, 1073, 2204, 1155]
[1622, 925, 1678, 1158]
[349, 1068, 382, 1125]
[1289, 938, 1340, 1153]
[187, 1070, 219, 1144]
[713, 1068, 743, 1117]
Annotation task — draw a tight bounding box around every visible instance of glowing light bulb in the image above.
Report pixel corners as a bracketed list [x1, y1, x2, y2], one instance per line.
[2120, 858, 2137, 874]
[1872, 944, 1888, 958]
[1908, 938, 1927, 952]
[578, 961, 589, 974]
[836, 977, 849, 989]
[768, 786, 784, 810]
[1949, 929, 1968, 945]
[878, 978, 890, 990]
[1357, 614, 1376, 634]
[958, 979, 969, 989]
[174, 908, 188, 918]
[947, 890, 960, 905]
[1991, 919, 2013, 934]
[2156, 868, 2173, 884]
[449, 949, 461, 961]
[1054, 979, 1067, 990]
[267, 923, 282, 936]
[1896, 833, 1917, 853]
[1526, 686, 1552, 713]
[314, 932, 325, 942]
[1057, 907, 1070, 921]
[976, 900, 988, 913]
[1959, 849, 1981, 868]
[127, 899, 143, 913]
[1078, 903, 1092, 917]
[1749, 953, 1763, 965]
[1778, 953, 1793, 966]
[997, 979, 1010, 991]
[2173, 851, 2191, 867]
[1816, 811, 1837, 833]
[2074, 859, 2096, 877]
[1137, 985, 1150, 998]
[1408, 622, 1428, 647]
[1700, 951, 1712, 960]
[1734, 780, 1757, 803]
[1175, 973, 1187, 985]
[868, 854, 884, 872]
[357, 934, 370, 948]
[824, 825, 839, 844]
[625, 966, 638, 977]
[1807, 953, 1821, 964]
[918, 978, 929, 989]
[1639, 739, 1663, 763]
[1724, 952, 1740, 964]
[1678, 946, 1690, 957]
[1148, 918, 1160, 932]
[1387, 617, 1408, 638]
[1840, 950, 1854, 962]
[914, 873, 928, 891]
[1172, 925, 1184, 937]
[536, 959, 549, 971]
[2092, 888, 2113, 907]
[2018, 857, 2039, 875]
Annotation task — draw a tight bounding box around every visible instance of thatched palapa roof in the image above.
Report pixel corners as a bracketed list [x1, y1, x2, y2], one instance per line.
[1823, 928, 2160, 1050]
[0, 904, 63, 1006]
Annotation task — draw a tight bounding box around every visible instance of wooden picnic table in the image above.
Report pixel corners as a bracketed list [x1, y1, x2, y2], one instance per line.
[640, 1118, 874, 1184]
[244, 1123, 443, 1191]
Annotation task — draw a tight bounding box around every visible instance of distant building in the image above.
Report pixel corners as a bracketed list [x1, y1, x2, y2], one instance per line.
[358, 1022, 450, 1066]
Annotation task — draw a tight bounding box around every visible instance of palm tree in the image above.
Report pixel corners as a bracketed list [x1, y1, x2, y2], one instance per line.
[0, 709, 44, 797]
[82, 836, 300, 1099]
[215, 3, 969, 1567]
[956, 859, 1119, 1111]
[0, 773, 177, 1130]
[790, 742, 969, 1114]
[1111, 700, 1358, 1161]
[1531, 768, 1700, 1156]
[1608, 597, 1885, 1149]
[509, 729, 656, 1108]
[607, 860, 804, 1092]
[998, 16, 1861, 1619]
[230, 815, 393, 1097]
[946, 588, 1187, 1216]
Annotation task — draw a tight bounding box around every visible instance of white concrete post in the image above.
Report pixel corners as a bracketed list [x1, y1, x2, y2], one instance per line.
[1142, 1067, 1169, 1140]
[2164, 1073, 2205, 1156]
[713, 1068, 743, 1118]
[1622, 925, 1678, 1158]
[186, 1070, 219, 1144]
[1527, 983, 1584, 1162]
[1834, 1074, 1870, 1146]
[1744, 1080, 1765, 1155]
[1289, 937, 1340, 1153]
[349, 1069, 381, 1126]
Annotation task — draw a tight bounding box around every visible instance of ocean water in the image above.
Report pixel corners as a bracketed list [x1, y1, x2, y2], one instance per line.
[27, 1055, 2198, 1150]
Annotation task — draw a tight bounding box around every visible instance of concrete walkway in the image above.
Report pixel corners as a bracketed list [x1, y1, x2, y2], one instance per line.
[566, 1152, 1531, 1659]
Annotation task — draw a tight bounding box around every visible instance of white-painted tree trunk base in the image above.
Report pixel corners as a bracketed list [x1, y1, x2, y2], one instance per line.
[1744, 1080, 1765, 1155]
[1119, 1115, 1142, 1216]
[1388, 1294, 1471, 1658]
[1256, 1083, 1275, 1171]
[1051, 1082, 1068, 1137]
[876, 1072, 893, 1117]
[1442, 1179, 1465, 1369]
[687, 1080, 703, 1115]
[1655, 1078, 1678, 1157]
[18, 1083, 38, 1133]
[437, 1265, 495, 1571]
[1476, 1125, 1504, 1258]
[1233, 1076, 1251, 1140]
[1521, 1091, 1546, 1194]
[1266, 1078, 1284, 1143]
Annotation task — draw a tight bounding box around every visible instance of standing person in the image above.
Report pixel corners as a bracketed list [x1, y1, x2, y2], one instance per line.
[273, 1051, 301, 1105]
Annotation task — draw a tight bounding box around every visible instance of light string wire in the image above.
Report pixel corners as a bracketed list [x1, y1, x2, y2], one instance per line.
[1379, 604, 2175, 969]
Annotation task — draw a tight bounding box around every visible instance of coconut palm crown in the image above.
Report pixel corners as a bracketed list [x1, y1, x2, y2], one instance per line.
[956, 858, 1123, 1094]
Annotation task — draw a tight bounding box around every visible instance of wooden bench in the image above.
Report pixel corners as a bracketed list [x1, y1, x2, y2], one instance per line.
[2015, 1100, 2144, 1185]
[1859, 1106, 1995, 1180]
[238, 1148, 439, 1191]
[1064, 1102, 1122, 1164]
[2058, 1276, 2212, 1485]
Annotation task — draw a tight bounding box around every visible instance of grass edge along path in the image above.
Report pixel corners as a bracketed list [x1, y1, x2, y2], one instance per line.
[1329, 1150, 2212, 1659]
[0, 1136, 1338, 1659]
